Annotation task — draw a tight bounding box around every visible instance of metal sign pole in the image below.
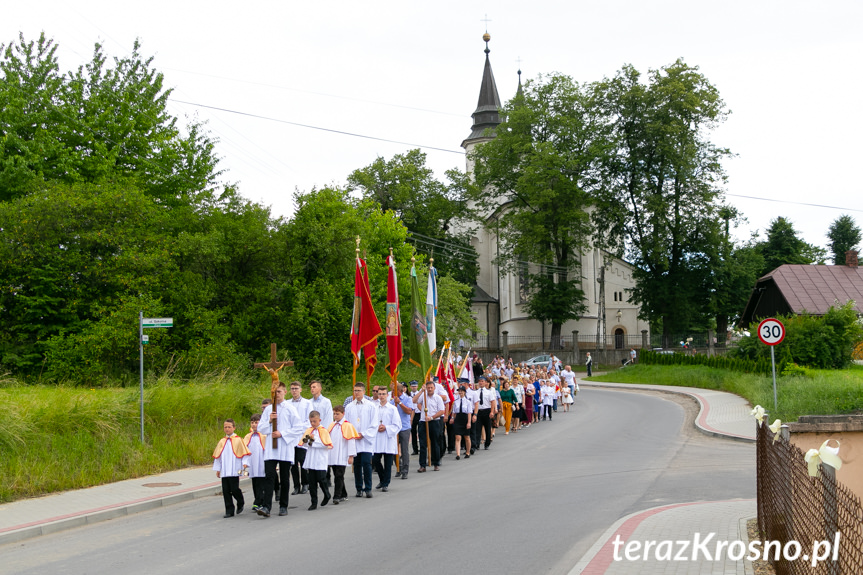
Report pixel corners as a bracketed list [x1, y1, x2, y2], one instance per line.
[770, 345, 777, 411]
[139, 311, 145, 443]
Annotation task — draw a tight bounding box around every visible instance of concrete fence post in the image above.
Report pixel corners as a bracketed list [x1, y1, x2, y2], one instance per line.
[641, 329, 648, 350]
[502, 330, 509, 359]
[572, 331, 579, 364]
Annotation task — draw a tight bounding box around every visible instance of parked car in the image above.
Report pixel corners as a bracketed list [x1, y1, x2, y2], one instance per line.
[524, 354, 552, 368]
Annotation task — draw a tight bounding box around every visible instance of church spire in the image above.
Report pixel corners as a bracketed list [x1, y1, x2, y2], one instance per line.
[461, 33, 502, 150]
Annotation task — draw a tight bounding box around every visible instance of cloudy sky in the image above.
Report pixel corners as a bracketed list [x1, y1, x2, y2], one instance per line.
[4, 1, 862, 253]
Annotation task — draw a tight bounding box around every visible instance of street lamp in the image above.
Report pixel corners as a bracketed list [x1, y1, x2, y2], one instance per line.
[616, 309, 622, 322]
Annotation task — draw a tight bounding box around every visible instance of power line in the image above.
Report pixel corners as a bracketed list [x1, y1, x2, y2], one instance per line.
[726, 193, 863, 214]
[169, 99, 466, 156]
[407, 230, 575, 273]
[163, 67, 465, 119]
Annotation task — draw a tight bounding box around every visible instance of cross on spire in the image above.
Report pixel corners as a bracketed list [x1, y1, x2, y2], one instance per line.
[481, 14, 492, 32]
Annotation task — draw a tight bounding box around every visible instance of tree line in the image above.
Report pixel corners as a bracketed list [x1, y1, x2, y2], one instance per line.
[0, 34, 476, 385]
[467, 61, 861, 344]
[1, 34, 859, 384]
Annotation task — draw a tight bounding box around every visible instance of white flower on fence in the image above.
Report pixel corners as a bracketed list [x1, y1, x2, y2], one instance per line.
[768, 419, 782, 443]
[750, 405, 766, 427]
[803, 439, 843, 478]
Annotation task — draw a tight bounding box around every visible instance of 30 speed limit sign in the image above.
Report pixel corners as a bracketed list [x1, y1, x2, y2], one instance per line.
[757, 318, 785, 346]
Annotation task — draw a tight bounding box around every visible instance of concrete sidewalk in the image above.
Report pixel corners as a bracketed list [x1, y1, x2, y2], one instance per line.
[570, 499, 756, 575]
[579, 380, 756, 442]
[0, 466, 231, 545]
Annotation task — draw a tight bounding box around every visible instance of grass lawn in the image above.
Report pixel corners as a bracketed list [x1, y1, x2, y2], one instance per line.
[587, 364, 863, 424]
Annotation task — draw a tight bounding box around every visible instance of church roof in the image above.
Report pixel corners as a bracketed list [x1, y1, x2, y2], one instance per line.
[462, 35, 502, 148]
[471, 283, 498, 304]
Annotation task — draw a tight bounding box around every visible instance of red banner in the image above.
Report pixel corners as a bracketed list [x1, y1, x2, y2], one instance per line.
[351, 258, 382, 387]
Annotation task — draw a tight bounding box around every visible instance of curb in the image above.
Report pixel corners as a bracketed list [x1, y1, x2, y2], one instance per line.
[0, 478, 250, 546]
[580, 382, 756, 443]
[568, 499, 757, 575]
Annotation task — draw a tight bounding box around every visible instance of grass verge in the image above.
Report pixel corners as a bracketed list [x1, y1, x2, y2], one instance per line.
[0, 362, 424, 503]
[587, 364, 863, 424]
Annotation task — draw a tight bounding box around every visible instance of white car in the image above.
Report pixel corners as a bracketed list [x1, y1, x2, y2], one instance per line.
[524, 355, 552, 368]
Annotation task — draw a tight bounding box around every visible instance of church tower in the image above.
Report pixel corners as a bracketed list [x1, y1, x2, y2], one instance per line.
[461, 33, 502, 167]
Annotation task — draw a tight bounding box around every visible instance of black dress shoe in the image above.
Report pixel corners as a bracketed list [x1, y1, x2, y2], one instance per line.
[223, 512, 234, 518]
[455, 455, 460, 460]
[322, 494, 331, 506]
[375, 483, 383, 490]
[236, 504, 244, 514]
[279, 506, 288, 516]
[308, 503, 317, 511]
[356, 491, 364, 498]
[291, 487, 300, 495]
[300, 485, 309, 494]
[465, 454, 470, 459]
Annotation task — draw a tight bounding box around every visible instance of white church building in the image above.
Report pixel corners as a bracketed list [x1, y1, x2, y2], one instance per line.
[459, 36, 649, 359]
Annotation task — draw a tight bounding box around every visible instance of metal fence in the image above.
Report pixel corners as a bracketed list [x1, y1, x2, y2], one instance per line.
[756, 419, 863, 574]
[467, 332, 737, 352]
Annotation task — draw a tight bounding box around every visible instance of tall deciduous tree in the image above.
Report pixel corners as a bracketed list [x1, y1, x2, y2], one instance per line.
[757, 216, 826, 276]
[826, 214, 861, 265]
[347, 149, 478, 286]
[594, 60, 732, 340]
[470, 74, 599, 347]
[0, 34, 222, 205]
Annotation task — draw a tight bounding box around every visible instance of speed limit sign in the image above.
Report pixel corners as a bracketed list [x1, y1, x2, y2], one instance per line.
[758, 318, 785, 346]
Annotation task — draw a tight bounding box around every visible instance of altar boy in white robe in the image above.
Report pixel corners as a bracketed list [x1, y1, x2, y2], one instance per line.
[300, 410, 333, 510]
[212, 419, 250, 518]
[243, 414, 267, 513]
[372, 387, 401, 492]
[327, 405, 359, 504]
[256, 382, 305, 518]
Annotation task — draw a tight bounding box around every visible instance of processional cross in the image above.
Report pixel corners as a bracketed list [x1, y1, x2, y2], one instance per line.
[254, 343, 294, 447]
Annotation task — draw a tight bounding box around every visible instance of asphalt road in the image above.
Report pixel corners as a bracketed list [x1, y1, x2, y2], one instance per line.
[1, 389, 755, 575]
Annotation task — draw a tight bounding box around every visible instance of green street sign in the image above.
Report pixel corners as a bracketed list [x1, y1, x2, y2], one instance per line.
[142, 317, 173, 328]
[142, 335, 149, 345]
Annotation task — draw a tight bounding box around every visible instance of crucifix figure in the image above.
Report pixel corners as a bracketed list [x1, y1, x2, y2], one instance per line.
[255, 343, 294, 447]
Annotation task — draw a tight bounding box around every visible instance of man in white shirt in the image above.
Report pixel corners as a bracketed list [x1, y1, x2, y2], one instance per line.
[256, 382, 305, 517]
[372, 388, 401, 492]
[390, 383, 414, 480]
[474, 376, 497, 450]
[288, 381, 312, 495]
[560, 365, 577, 401]
[344, 383, 378, 498]
[413, 380, 446, 471]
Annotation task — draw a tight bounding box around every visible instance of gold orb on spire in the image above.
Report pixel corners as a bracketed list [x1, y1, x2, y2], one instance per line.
[483, 32, 490, 43]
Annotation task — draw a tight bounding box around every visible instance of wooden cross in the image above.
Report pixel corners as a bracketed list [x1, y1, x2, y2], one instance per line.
[254, 343, 294, 447]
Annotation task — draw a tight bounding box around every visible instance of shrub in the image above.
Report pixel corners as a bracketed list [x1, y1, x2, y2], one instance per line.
[732, 302, 863, 369]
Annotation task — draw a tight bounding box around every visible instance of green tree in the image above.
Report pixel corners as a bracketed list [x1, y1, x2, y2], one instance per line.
[708, 209, 764, 346]
[826, 214, 861, 265]
[593, 60, 732, 340]
[0, 33, 222, 205]
[757, 217, 826, 276]
[278, 186, 478, 382]
[347, 149, 478, 286]
[470, 73, 598, 347]
[0, 33, 75, 200]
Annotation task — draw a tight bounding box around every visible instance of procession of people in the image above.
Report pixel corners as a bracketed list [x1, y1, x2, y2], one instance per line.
[213, 356, 581, 519]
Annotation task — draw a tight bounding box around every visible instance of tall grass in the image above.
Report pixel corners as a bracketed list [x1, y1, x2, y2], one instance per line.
[588, 364, 863, 423]
[0, 361, 432, 503]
